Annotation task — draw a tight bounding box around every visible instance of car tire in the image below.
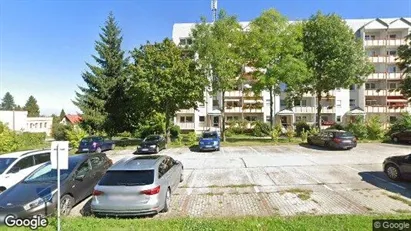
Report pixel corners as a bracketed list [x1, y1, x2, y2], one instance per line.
[60, 195, 74, 216]
[96, 147, 102, 153]
[161, 188, 171, 213]
[111, 144, 115, 150]
[217, 147, 220, 151]
[180, 169, 184, 183]
[0, 187, 6, 193]
[385, 164, 401, 181]
[155, 146, 160, 153]
[392, 136, 399, 143]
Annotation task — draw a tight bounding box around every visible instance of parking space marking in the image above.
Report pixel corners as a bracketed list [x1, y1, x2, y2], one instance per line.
[243, 169, 260, 193]
[248, 146, 261, 155]
[295, 168, 333, 191]
[186, 170, 197, 195]
[344, 165, 406, 190]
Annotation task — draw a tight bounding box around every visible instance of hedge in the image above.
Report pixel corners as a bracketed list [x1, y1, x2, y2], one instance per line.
[16, 132, 46, 147]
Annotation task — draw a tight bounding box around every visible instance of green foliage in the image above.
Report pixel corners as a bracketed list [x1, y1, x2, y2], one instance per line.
[170, 125, 181, 138]
[227, 120, 249, 134]
[301, 129, 309, 142]
[345, 116, 368, 139]
[295, 121, 310, 137]
[59, 109, 66, 120]
[309, 127, 320, 136]
[366, 116, 384, 140]
[301, 12, 374, 129]
[286, 127, 295, 142]
[117, 131, 132, 138]
[24, 95, 40, 117]
[16, 132, 46, 148]
[65, 128, 88, 148]
[327, 123, 345, 130]
[137, 113, 166, 139]
[187, 132, 198, 146]
[271, 129, 280, 143]
[387, 113, 411, 135]
[52, 123, 71, 141]
[225, 129, 233, 137]
[130, 38, 207, 142]
[0, 123, 19, 153]
[0, 92, 16, 110]
[397, 34, 411, 98]
[73, 12, 129, 134]
[252, 121, 271, 137]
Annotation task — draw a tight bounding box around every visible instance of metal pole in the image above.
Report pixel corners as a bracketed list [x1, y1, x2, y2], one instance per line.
[57, 144, 61, 231]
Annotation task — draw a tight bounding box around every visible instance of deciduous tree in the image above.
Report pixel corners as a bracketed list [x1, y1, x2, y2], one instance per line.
[129, 38, 207, 142]
[0, 92, 16, 110]
[301, 12, 373, 129]
[24, 96, 40, 117]
[397, 34, 411, 98]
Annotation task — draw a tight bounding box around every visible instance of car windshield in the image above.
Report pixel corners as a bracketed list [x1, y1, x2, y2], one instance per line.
[23, 161, 76, 183]
[203, 133, 217, 138]
[336, 132, 355, 138]
[80, 138, 92, 145]
[0, 158, 17, 175]
[98, 170, 154, 186]
[144, 136, 159, 141]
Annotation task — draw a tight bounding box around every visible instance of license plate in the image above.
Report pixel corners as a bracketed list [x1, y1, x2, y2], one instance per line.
[82, 148, 89, 151]
[206, 145, 212, 148]
[142, 148, 148, 151]
[343, 140, 351, 143]
[108, 195, 136, 201]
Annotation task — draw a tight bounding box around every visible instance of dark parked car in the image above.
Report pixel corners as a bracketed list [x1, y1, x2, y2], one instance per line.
[307, 129, 357, 150]
[0, 153, 112, 222]
[391, 130, 411, 143]
[77, 136, 115, 153]
[199, 131, 220, 151]
[383, 153, 411, 181]
[137, 135, 167, 154]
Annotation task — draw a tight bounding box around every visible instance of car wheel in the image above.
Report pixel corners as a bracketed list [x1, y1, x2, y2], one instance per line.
[155, 146, 160, 153]
[161, 188, 171, 213]
[217, 147, 220, 151]
[111, 144, 115, 150]
[392, 137, 399, 143]
[60, 195, 74, 216]
[96, 147, 102, 153]
[180, 170, 184, 183]
[0, 187, 6, 193]
[385, 164, 401, 181]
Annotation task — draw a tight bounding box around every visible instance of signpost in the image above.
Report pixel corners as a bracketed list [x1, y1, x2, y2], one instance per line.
[51, 141, 69, 231]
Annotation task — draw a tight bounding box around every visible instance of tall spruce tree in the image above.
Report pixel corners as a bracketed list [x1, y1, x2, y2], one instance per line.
[24, 96, 40, 117]
[59, 109, 66, 120]
[73, 12, 129, 134]
[0, 92, 16, 110]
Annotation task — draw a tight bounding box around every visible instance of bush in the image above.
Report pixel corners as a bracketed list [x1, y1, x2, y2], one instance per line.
[327, 123, 345, 130]
[252, 121, 271, 137]
[0, 123, 19, 153]
[309, 127, 320, 136]
[301, 128, 309, 142]
[65, 128, 88, 148]
[170, 125, 181, 138]
[225, 129, 233, 137]
[295, 121, 310, 137]
[187, 132, 198, 146]
[228, 119, 249, 134]
[116, 131, 132, 138]
[345, 116, 368, 139]
[52, 123, 72, 141]
[16, 132, 46, 148]
[366, 116, 384, 140]
[271, 129, 280, 143]
[137, 113, 166, 138]
[286, 127, 295, 142]
[387, 113, 411, 135]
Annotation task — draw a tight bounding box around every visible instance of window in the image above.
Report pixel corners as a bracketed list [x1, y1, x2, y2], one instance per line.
[389, 34, 397, 39]
[336, 100, 342, 107]
[158, 159, 171, 178]
[44, 122, 47, 128]
[350, 85, 355, 90]
[294, 100, 301, 106]
[365, 34, 376, 40]
[40, 123, 42, 128]
[265, 99, 270, 107]
[266, 116, 271, 122]
[388, 66, 397, 73]
[350, 99, 356, 107]
[179, 38, 192, 46]
[12, 156, 34, 171]
[367, 50, 377, 57]
[301, 100, 307, 107]
[90, 156, 104, 169]
[199, 116, 205, 122]
[387, 50, 397, 56]
[180, 116, 185, 123]
[280, 100, 286, 107]
[34, 153, 50, 165]
[337, 116, 341, 122]
[98, 170, 154, 186]
[390, 116, 397, 123]
[365, 83, 376, 90]
[389, 82, 398, 89]
[186, 116, 193, 123]
[75, 161, 91, 178]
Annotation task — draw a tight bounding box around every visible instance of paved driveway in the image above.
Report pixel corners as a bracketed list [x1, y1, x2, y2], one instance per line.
[71, 143, 411, 217]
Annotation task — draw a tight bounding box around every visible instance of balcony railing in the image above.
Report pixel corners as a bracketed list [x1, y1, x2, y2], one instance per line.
[364, 39, 385, 46]
[365, 89, 387, 96]
[368, 56, 386, 63]
[387, 106, 408, 113]
[368, 73, 385, 79]
[177, 108, 195, 114]
[386, 39, 406, 46]
[177, 122, 195, 130]
[387, 73, 402, 79]
[365, 106, 386, 113]
[365, 105, 409, 113]
[387, 90, 403, 96]
[225, 91, 262, 97]
[386, 56, 398, 63]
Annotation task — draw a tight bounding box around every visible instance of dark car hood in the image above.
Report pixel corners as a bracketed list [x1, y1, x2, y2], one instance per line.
[385, 154, 408, 162]
[141, 141, 158, 145]
[0, 182, 59, 208]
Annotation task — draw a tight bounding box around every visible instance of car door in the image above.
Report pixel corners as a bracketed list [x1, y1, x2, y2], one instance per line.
[168, 157, 180, 190]
[158, 158, 173, 189]
[399, 154, 411, 179]
[5, 155, 36, 184]
[71, 159, 94, 202]
[33, 152, 51, 167]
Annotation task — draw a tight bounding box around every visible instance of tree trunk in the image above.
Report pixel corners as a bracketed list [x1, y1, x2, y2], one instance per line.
[269, 86, 274, 131]
[316, 91, 322, 131]
[221, 91, 226, 142]
[165, 114, 171, 143]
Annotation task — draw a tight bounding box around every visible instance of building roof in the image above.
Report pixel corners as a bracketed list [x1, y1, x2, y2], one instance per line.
[65, 114, 82, 124]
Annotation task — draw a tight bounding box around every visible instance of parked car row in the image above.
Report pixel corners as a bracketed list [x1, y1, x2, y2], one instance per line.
[0, 152, 183, 222]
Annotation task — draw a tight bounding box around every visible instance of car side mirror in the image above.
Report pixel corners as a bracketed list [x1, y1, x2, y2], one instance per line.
[75, 175, 85, 181]
[9, 167, 20, 174]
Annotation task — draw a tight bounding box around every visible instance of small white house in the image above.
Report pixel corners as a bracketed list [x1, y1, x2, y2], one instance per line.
[0, 110, 53, 136]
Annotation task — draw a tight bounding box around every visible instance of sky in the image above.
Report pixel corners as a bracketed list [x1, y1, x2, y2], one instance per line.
[1, 0, 411, 116]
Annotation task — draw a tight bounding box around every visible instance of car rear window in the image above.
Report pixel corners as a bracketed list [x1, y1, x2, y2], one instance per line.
[335, 132, 354, 138]
[98, 170, 154, 186]
[203, 133, 217, 138]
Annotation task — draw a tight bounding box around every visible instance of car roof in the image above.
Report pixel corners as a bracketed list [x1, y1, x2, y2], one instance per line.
[324, 129, 347, 132]
[0, 149, 50, 158]
[109, 155, 166, 171]
[203, 131, 218, 134]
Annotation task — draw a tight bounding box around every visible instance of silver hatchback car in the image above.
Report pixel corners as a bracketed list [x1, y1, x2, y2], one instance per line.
[90, 155, 183, 217]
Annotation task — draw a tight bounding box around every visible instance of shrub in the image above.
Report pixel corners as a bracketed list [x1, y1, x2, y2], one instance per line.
[271, 129, 280, 143]
[295, 121, 310, 137]
[16, 132, 46, 148]
[0, 123, 19, 153]
[65, 127, 88, 148]
[274, 124, 283, 135]
[301, 128, 309, 142]
[346, 116, 368, 139]
[170, 125, 181, 138]
[366, 116, 384, 140]
[228, 119, 249, 134]
[137, 112, 166, 138]
[52, 123, 72, 141]
[327, 123, 345, 130]
[309, 127, 319, 136]
[225, 129, 233, 137]
[117, 131, 132, 138]
[286, 127, 295, 142]
[187, 132, 198, 146]
[387, 113, 411, 135]
[252, 121, 271, 137]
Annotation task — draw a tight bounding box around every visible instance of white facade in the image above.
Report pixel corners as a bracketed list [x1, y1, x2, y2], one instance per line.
[172, 17, 411, 132]
[0, 110, 53, 136]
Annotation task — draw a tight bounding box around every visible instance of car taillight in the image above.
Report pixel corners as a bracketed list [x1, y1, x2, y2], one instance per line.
[92, 190, 104, 196]
[141, 186, 160, 195]
[333, 138, 341, 143]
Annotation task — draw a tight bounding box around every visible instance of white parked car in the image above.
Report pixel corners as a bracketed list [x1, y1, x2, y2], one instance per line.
[0, 150, 51, 193]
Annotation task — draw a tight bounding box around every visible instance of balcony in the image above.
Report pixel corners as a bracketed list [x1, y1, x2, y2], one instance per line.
[321, 107, 336, 114]
[368, 73, 385, 80]
[302, 90, 335, 98]
[364, 39, 385, 47]
[387, 73, 402, 79]
[387, 90, 403, 96]
[368, 56, 386, 63]
[178, 122, 195, 130]
[293, 106, 316, 113]
[386, 39, 406, 46]
[386, 56, 398, 63]
[225, 107, 242, 113]
[387, 106, 408, 113]
[365, 89, 387, 96]
[177, 108, 195, 114]
[365, 106, 385, 113]
[225, 91, 242, 97]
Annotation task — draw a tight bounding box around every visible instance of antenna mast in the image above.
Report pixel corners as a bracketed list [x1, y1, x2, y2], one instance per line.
[211, 0, 217, 22]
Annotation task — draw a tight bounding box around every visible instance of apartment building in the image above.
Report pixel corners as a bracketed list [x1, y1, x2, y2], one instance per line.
[172, 17, 411, 133]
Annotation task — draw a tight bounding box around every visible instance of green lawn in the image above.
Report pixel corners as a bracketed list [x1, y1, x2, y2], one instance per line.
[2, 214, 411, 231]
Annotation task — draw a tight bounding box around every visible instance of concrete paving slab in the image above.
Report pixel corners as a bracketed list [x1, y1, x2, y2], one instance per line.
[264, 167, 318, 186]
[184, 169, 253, 188]
[243, 156, 316, 168]
[297, 165, 364, 184]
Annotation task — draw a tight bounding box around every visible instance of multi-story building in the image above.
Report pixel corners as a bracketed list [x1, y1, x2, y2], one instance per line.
[172, 17, 411, 133]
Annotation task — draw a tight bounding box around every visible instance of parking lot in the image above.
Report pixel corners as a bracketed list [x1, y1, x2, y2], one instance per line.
[71, 143, 411, 218]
